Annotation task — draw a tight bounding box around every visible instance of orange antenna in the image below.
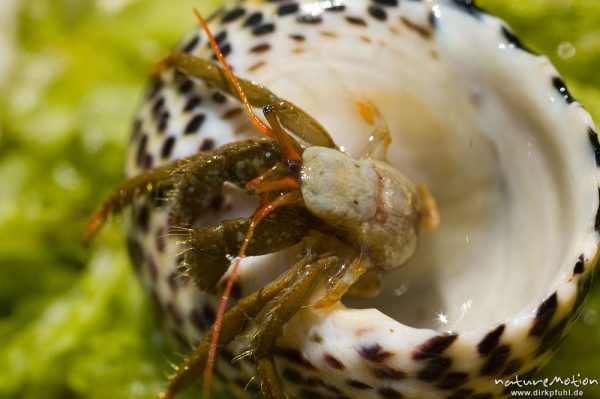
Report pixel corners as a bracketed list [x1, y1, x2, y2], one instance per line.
[193, 9, 273, 138]
[202, 192, 300, 396]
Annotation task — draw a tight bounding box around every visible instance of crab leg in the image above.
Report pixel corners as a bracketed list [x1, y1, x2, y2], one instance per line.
[180, 207, 309, 291]
[161, 52, 336, 149]
[252, 255, 342, 399]
[160, 254, 327, 398]
[82, 138, 279, 243]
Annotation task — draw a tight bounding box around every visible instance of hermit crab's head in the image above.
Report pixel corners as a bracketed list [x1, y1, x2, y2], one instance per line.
[300, 146, 436, 270]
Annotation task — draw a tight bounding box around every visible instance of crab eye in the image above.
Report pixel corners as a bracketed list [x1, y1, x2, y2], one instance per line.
[286, 159, 300, 171]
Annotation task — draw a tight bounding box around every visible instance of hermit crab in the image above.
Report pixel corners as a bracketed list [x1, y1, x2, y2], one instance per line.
[86, 0, 599, 398]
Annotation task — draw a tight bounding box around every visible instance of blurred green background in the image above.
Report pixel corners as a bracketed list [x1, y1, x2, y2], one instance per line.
[0, 0, 598, 398]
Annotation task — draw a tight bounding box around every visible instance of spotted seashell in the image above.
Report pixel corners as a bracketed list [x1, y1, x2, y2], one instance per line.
[125, 0, 600, 397]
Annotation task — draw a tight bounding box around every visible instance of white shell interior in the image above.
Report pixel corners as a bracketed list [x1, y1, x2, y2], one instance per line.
[225, 1, 599, 331]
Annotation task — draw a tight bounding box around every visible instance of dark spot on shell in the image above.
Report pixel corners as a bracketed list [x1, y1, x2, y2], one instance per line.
[182, 35, 200, 53]
[183, 95, 202, 112]
[247, 61, 266, 72]
[325, 4, 346, 11]
[378, 387, 403, 399]
[211, 42, 231, 58]
[574, 255, 585, 274]
[213, 32, 227, 47]
[141, 153, 153, 169]
[530, 292, 558, 337]
[323, 353, 345, 369]
[588, 127, 600, 166]
[222, 108, 243, 119]
[401, 16, 431, 39]
[131, 118, 142, 141]
[221, 43, 232, 57]
[277, 2, 299, 16]
[185, 114, 205, 134]
[374, 0, 398, 5]
[480, 345, 510, 376]
[368, 5, 387, 21]
[282, 367, 304, 384]
[244, 12, 263, 27]
[250, 43, 271, 53]
[190, 308, 207, 330]
[212, 91, 227, 103]
[161, 136, 176, 159]
[358, 343, 393, 362]
[412, 334, 458, 360]
[203, 303, 216, 324]
[222, 7, 245, 23]
[253, 23, 276, 36]
[346, 379, 372, 389]
[289, 33, 306, 41]
[501, 26, 535, 54]
[346, 16, 368, 26]
[136, 134, 148, 167]
[373, 366, 406, 380]
[297, 14, 323, 24]
[145, 77, 163, 100]
[178, 78, 194, 94]
[167, 271, 181, 292]
[320, 31, 337, 38]
[157, 111, 170, 133]
[477, 324, 505, 355]
[417, 356, 452, 382]
[152, 96, 165, 118]
[136, 205, 150, 231]
[552, 76, 575, 104]
[437, 372, 468, 390]
[596, 188, 600, 232]
[199, 138, 216, 152]
[276, 347, 316, 369]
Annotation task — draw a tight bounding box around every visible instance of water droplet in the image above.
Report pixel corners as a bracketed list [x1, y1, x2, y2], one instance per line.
[557, 41, 576, 60]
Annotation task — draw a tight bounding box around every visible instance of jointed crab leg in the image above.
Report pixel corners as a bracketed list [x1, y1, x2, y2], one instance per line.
[203, 191, 303, 396]
[161, 52, 337, 149]
[253, 255, 342, 399]
[181, 207, 309, 291]
[160, 254, 328, 398]
[82, 138, 279, 243]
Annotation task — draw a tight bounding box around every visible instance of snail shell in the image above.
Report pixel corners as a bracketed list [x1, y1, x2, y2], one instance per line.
[126, 0, 600, 397]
